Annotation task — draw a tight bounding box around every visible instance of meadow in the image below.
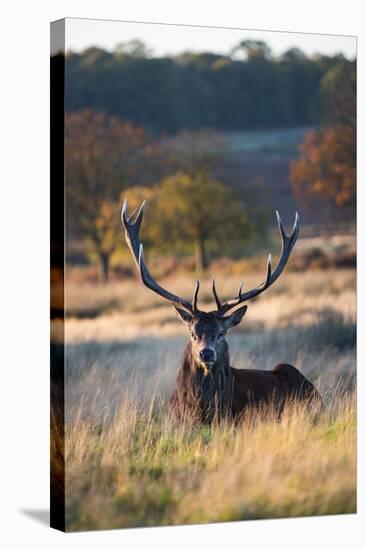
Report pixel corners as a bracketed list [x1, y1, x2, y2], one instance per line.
[55, 259, 356, 531]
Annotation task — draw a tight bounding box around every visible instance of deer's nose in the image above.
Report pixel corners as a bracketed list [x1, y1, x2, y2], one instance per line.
[199, 348, 216, 363]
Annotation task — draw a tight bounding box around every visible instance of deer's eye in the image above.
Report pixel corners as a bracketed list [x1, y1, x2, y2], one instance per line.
[218, 332, 225, 339]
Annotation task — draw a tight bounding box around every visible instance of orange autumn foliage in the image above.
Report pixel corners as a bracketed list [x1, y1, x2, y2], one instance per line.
[290, 127, 356, 207]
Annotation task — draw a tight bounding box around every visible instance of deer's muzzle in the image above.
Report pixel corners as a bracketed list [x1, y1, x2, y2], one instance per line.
[199, 348, 217, 373]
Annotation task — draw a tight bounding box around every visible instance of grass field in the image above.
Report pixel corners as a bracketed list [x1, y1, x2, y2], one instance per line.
[54, 265, 356, 531]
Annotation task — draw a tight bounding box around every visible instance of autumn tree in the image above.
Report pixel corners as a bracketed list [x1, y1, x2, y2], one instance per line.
[66, 110, 150, 282]
[290, 61, 356, 208]
[140, 172, 254, 273]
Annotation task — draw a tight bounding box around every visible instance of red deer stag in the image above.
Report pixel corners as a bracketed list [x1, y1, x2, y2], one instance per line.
[121, 200, 322, 423]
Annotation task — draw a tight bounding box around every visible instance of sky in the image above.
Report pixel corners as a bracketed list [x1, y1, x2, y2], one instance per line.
[64, 17, 357, 59]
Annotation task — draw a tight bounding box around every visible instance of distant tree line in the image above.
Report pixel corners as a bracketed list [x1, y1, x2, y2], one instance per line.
[65, 39, 355, 133]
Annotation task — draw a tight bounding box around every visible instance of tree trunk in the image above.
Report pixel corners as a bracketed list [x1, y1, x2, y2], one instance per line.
[99, 252, 110, 284]
[195, 237, 208, 274]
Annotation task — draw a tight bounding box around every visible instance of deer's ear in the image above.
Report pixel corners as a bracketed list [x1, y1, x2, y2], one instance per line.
[222, 305, 248, 329]
[173, 306, 193, 325]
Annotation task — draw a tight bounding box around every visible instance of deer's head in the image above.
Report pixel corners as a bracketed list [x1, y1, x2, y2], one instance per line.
[173, 307, 247, 375]
[121, 199, 299, 375]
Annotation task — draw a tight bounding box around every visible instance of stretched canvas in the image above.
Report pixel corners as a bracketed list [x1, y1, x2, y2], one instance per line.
[50, 18, 357, 532]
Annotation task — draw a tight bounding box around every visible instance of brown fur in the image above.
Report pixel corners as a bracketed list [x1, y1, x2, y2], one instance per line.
[169, 312, 322, 423]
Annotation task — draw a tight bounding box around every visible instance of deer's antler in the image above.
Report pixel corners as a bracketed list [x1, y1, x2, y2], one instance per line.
[212, 211, 299, 316]
[121, 199, 199, 314]
[122, 200, 299, 317]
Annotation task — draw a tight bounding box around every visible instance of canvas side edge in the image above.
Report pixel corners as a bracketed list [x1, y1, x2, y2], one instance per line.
[50, 19, 66, 533]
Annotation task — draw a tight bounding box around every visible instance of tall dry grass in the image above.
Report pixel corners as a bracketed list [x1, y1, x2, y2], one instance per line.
[64, 393, 355, 531]
[55, 267, 356, 531]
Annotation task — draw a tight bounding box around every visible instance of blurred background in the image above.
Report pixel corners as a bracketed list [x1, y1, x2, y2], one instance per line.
[59, 21, 356, 290]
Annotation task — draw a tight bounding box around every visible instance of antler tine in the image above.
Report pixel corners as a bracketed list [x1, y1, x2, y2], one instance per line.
[237, 282, 244, 300]
[212, 277, 222, 310]
[127, 207, 137, 223]
[274, 211, 299, 276]
[121, 198, 129, 226]
[215, 211, 299, 316]
[122, 199, 195, 314]
[133, 200, 146, 231]
[276, 210, 299, 248]
[121, 199, 145, 270]
[193, 281, 200, 312]
[276, 210, 286, 242]
[264, 253, 272, 286]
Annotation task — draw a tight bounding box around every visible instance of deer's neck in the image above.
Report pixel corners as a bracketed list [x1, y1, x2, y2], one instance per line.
[177, 341, 232, 419]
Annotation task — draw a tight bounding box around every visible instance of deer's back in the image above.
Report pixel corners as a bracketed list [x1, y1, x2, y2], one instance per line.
[230, 363, 322, 414]
[229, 366, 282, 412]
